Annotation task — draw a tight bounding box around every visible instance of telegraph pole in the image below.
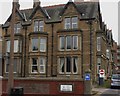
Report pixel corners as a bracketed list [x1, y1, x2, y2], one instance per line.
[7, 0, 16, 94]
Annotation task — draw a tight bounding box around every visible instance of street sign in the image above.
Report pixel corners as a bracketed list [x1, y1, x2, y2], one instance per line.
[99, 69, 105, 78]
[85, 73, 90, 80]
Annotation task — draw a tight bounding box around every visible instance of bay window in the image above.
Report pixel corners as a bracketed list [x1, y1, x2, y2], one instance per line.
[59, 57, 78, 74]
[59, 36, 79, 51]
[6, 40, 20, 53]
[31, 57, 46, 74]
[31, 37, 46, 52]
[5, 58, 21, 73]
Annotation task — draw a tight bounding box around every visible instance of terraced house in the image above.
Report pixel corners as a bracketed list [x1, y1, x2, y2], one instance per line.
[2, 0, 114, 95]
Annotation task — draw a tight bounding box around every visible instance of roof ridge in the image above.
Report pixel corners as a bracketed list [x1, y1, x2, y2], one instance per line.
[43, 4, 65, 8]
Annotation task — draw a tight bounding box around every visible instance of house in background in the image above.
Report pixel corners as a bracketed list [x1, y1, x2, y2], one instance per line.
[1, 0, 115, 95]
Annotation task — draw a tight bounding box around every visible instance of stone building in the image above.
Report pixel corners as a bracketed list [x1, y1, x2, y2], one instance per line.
[2, 0, 114, 83]
[0, 25, 2, 76]
[117, 45, 120, 72]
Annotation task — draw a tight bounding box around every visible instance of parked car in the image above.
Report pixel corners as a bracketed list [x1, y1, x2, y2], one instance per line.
[111, 74, 120, 88]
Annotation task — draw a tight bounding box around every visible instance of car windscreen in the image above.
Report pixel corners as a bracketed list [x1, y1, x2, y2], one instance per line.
[112, 74, 120, 79]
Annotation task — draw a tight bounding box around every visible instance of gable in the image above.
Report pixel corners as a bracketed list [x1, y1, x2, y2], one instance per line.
[60, 2, 80, 16]
[29, 5, 48, 19]
[63, 3, 80, 16]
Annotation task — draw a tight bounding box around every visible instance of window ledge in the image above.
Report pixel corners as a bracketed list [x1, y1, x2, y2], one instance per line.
[57, 29, 83, 33]
[29, 31, 48, 36]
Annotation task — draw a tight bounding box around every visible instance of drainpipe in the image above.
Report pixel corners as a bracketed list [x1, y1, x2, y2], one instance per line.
[81, 30, 84, 78]
[89, 20, 92, 71]
[23, 26, 27, 77]
[51, 23, 54, 76]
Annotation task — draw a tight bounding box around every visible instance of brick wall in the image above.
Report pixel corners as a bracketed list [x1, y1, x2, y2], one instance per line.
[2, 78, 84, 96]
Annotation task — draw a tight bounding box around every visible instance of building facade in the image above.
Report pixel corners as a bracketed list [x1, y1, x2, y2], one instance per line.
[2, 0, 114, 83]
[0, 24, 2, 76]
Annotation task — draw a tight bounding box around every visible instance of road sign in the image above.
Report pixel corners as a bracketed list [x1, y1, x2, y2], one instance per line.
[85, 73, 90, 81]
[99, 69, 105, 78]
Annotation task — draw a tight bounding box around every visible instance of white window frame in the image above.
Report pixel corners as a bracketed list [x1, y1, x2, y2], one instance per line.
[59, 57, 78, 74]
[66, 36, 72, 50]
[39, 57, 46, 73]
[5, 58, 20, 73]
[40, 38, 46, 52]
[34, 21, 39, 32]
[97, 37, 101, 51]
[14, 40, 19, 53]
[34, 20, 44, 32]
[73, 36, 78, 50]
[31, 38, 39, 52]
[59, 36, 65, 51]
[6, 40, 10, 53]
[14, 23, 21, 33]
[31, 58, 38, 73]
[59, 57, 65, 74]
[72, 17, 78, 29]
[65, 18, 71, 29]
[72, 57, 78, 74]
[39, 21, 44, 32]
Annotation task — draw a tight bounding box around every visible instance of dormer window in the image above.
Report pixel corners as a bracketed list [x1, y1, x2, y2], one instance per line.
[64, 17, 78, 29]
[34, 20, 44, 32]
[14, 23, 21, 33]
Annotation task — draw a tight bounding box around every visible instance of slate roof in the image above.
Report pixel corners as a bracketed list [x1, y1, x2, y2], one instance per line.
[3, 1, 101, 26]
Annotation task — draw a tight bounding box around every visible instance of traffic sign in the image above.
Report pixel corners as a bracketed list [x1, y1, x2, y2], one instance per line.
[85, 73, 90, 81]
[99, 69, 105, 78]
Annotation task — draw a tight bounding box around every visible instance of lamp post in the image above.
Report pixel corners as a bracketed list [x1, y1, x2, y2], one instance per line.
[7, 0, 16, 94]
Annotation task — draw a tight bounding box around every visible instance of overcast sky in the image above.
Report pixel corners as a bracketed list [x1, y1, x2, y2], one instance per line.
[0, 0, 119, 43]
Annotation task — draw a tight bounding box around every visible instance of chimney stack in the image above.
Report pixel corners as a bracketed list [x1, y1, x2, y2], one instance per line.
[33, 0, 41, 8]
[13, 0, 20, 9]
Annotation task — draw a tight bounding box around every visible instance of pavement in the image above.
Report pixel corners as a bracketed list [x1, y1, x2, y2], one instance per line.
[92, 85, 109, 96]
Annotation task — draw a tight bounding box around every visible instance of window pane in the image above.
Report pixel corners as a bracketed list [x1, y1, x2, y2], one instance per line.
[34, 21, 39, 32]
[13, 59, 17, 72]
[73, 36, 78, 50]
[73, 57, 78, 73]
[32, 58, 38, 73]
[32, 38, 38, 51]
[66, 36, 72, 50]
[40, 38, 46, 52]
[72, 17, 78, 29]
[60, 58, 65, 73]
[39, 21, 44, 31]
[6, 58, 10, 72]
[60, 37, 65, 50]
[66, 57, 71, 73]
[14, 40, 18, 52]
[97, 37, 101, 51]
[17, 23, 21, 33]
[6, 40, 10, 52]
[14, 23, 21, 33]
[33, 58, 37, 65]
[39, 57, 45, 73]
[65, 18, 71, 29]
